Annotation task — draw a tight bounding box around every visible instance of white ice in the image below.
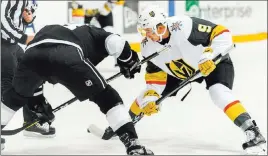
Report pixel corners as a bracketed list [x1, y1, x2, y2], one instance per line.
[1, 41, 267, 155]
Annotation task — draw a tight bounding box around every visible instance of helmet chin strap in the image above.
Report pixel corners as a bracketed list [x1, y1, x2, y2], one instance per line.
[158, 35, 163, 42]
[153, 24, 167, 42]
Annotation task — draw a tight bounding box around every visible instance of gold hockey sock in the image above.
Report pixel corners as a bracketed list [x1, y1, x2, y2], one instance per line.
[224, 100, 252, 127]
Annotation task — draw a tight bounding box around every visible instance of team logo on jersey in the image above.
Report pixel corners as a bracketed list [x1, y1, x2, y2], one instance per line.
[85, 80, 93, 86]
[149, 11, 155, 17]
[166, 59, 195, 80]
[171, 21, 182, 31]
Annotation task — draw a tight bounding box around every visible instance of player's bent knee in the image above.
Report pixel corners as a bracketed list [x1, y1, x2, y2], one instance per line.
[1, 87, 28, 125]
[91, 85, 123, 114]
[106, 104, 131, 131]
[91, 85, 132, 132]
[2, 87, 28, 111]
[209, 83, 236, 110]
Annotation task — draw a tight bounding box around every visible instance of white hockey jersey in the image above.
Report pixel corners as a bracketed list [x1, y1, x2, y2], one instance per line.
[135, 15, 234, 107]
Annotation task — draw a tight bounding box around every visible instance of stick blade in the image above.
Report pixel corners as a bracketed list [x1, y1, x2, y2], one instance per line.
[87, 124, 105, 138]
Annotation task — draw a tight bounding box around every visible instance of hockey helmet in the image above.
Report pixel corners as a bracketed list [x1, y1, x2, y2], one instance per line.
[137, 5, 168, 41]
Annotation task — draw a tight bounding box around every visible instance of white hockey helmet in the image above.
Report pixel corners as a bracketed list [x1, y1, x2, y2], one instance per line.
[137, 5, 168, 41]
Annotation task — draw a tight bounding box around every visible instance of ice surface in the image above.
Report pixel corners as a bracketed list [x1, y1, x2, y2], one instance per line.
[1, 41, 267, 155]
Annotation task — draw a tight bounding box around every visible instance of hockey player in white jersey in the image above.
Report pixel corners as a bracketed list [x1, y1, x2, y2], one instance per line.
[99, 6, 267, 155]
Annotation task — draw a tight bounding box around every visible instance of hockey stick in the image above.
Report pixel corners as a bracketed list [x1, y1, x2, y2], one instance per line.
[87, 53, 224, 138]
[1, 45, 171, 136]
[87, 44, 236, 139]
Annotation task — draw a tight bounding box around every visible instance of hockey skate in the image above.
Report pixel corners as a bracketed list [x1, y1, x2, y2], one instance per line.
[23, 122, 56, 138]
[119, 133, 154, 155]
[1, 138, 5, 151]
[242, 120, 267, 155]
[126, 139, 154, 155]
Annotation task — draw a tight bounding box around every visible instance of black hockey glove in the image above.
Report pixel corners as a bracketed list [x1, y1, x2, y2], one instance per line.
[27, 94, 55, 125]
[117, 50, 141, 79]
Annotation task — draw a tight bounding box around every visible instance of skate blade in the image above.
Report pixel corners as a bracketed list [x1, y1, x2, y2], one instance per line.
[23, 131, 56, 138]
[245, 143, 267, 155]
[87, 124, 105, 138]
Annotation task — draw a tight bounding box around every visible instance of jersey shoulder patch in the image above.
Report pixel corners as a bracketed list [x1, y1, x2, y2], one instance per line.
[141, 37, 149, 48]
[140, 37, 155, 57]
[170, 21, 183, 32]
[167, 16, 193, 39]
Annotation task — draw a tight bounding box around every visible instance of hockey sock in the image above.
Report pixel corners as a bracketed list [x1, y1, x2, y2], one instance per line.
[209, 84, 254, 131]
[1, 102, 16, 126]
[223, 100, 253, 130]
[106, 104, 139, 147]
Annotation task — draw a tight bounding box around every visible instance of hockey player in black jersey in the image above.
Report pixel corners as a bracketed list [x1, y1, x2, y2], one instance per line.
[1, 24, 153, 155]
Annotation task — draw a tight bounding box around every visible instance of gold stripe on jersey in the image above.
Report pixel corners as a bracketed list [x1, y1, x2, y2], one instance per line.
[224, 100, 247, 121]
[209, 25, 230, 44]
[130, 100, 143, 115]
[145, 71, 167, 85]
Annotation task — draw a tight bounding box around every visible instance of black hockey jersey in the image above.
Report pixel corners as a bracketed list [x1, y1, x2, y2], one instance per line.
[26, 24, 112, 65]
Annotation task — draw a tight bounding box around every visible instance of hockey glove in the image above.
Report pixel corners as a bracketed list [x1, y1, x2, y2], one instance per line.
[198, 47, 216, 76]
[117, 50, 141, 79]
[140, 90, 161, 116]
[27, 94, 55, 125]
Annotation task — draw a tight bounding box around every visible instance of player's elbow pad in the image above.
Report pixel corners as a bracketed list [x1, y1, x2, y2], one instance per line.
[105, 34, 127, 58]
[117, 41, 133, 61]
[211, 31, 233, 56]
